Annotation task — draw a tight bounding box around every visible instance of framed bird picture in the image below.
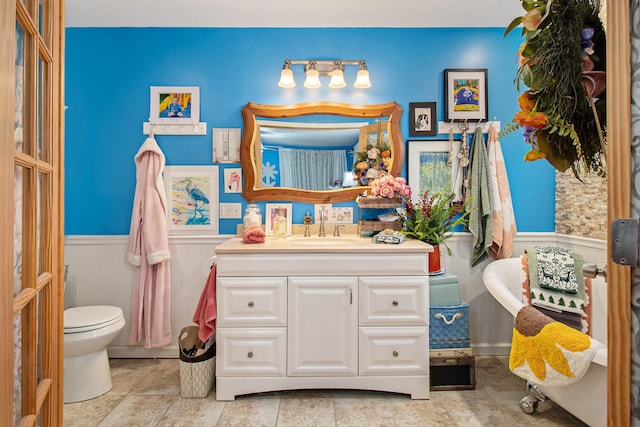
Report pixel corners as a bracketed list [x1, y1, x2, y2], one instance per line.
[164, 166, 219, 234]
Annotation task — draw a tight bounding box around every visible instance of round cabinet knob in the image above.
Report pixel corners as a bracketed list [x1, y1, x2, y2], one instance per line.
[393, 351, 399, 358]
[248, 301, 254, 308]
[392, 300, 399, 307]
[247, 351, 254, 358]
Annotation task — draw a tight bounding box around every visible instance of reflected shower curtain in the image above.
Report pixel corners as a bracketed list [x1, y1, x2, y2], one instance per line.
[279, 148, 347, 190]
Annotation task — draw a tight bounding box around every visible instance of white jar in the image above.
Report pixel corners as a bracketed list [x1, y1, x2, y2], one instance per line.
[243, 204, 262, 230]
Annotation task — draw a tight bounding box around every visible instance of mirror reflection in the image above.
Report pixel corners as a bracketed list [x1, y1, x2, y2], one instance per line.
[240, 102, 403, 203]
[259, 118, 390, 191]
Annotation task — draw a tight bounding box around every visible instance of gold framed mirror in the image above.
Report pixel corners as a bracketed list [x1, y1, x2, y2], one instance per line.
[240, 101, 404, 203]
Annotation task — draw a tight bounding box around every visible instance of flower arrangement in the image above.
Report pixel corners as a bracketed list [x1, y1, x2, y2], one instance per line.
[395, 189, 469, 253]
[370, 175, 412, 199]
[352, 139, 392, 186]
[502, 0, 606, 176]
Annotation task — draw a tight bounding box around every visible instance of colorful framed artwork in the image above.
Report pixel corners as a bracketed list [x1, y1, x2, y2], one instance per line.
[444, 69, 488, 122]
[150, 86, 200, 124]
[409, 102, 437, 136]
[164, 166, 219, 234]
[223, 167, 242, 193]
[265, 203, 293, 236]
[407, 140, 464, 201]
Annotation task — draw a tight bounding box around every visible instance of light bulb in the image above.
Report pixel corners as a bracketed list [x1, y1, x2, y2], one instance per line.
[329, 69, 346, 88]
[354, 63, 371, 88]
[278, 63, 295, 88]
[304, 65, 321, 89]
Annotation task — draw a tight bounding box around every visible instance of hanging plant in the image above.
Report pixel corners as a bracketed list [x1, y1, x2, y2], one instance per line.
[502, 0, 606, 177]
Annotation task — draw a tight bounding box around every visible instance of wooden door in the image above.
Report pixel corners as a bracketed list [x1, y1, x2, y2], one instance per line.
[1, 0, 65, 425]
[287, 276, 358, 376]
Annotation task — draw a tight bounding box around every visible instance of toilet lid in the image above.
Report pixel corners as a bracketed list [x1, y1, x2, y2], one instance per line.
[64, 305, 123, 333]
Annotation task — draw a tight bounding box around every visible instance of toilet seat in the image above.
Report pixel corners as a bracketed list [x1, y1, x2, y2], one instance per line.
[64, 305, 124, 334]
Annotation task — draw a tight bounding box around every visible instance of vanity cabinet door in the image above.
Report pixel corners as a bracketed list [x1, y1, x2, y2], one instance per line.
[287, 276, 358, 376]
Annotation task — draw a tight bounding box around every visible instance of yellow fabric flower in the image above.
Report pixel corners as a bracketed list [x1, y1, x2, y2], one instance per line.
[510, 322, 591, 381]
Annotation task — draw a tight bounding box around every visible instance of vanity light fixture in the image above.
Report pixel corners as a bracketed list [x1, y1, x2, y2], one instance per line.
[278, 59, 371, 89]
[303, 61, 321, 89]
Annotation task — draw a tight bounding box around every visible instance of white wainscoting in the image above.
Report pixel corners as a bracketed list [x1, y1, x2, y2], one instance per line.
[64, 233, 606, 358]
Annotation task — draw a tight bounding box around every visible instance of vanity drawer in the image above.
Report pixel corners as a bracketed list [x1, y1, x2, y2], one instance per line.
[217, 277, 287, 326]
[358, 326, 429, 376]
[359, 276, 428, 326]
[216, 328, 286, 376]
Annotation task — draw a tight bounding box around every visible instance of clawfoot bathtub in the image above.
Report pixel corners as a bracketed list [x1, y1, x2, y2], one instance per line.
[482, 257, 607, 427]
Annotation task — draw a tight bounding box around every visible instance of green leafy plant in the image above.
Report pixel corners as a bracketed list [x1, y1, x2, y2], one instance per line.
[395, 190, 469, 254]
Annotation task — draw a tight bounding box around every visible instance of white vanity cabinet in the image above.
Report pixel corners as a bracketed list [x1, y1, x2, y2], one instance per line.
[214, 236, 432, 401]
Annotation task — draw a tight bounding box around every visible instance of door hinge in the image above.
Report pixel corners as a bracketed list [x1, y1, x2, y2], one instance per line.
[611, 218, 639, 266]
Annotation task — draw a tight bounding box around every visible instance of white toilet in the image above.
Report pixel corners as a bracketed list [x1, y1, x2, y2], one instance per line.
[63, 305, 126, 403]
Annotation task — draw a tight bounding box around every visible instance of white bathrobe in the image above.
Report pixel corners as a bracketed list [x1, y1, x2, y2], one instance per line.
[126, 137, 172, 348]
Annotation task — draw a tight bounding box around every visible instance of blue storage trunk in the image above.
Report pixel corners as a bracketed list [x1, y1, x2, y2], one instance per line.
[429, 303, 470, 349]
[428, 273, 460, 306]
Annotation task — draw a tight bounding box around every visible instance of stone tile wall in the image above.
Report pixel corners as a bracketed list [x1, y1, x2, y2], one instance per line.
[555, 170, 607, 240]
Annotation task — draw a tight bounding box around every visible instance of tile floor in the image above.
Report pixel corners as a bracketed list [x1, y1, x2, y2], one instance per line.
[63, 356, 587, 426]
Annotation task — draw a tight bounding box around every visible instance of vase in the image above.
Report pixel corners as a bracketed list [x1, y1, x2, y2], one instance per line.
[429, 245, 442, 274]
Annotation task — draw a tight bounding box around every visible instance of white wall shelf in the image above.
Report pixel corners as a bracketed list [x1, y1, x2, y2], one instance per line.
[437, 121, 500, 136]
[143, 121, 207, 136]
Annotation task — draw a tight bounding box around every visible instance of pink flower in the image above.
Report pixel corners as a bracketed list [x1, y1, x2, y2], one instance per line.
[367, 147, 381, 160]
[399, 185, 412, 197]
[378, 183, 396, 198]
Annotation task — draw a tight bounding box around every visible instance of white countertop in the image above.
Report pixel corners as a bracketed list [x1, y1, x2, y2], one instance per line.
[215, 234, 433, 255]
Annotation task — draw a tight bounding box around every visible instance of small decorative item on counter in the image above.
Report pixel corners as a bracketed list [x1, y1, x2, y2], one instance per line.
[243, 203, 262, 231]
[303, 211, 313, 225]
[272, 208, 287, 239]
[371, 228, 405, 244]
[242, 225, 265, 244]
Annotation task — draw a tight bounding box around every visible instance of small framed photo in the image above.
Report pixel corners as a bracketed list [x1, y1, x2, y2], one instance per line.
[444, 69, 488, 122]
[407, 140, 464, 201]
[164, 166, 219, 234]
[150, 86, 200, 124]
[223, 167, 242, 193]
[409, 102, 437, 136]
[265, 203, 293, 236]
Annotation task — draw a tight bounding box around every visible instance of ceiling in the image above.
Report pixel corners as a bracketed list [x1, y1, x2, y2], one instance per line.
[65, 0, 523, 28]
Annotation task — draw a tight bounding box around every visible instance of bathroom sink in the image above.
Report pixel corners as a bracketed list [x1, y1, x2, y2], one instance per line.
[290, 237, 360, 246]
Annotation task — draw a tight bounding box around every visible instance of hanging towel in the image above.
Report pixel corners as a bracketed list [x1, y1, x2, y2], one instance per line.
[193, 264, 217, 342]
[524, 247, 587, 315]
[466, 126, 493, 267]
[127, 137, 172, 349]
[487, 125, 517, 259]
[509, 306, 602, 387]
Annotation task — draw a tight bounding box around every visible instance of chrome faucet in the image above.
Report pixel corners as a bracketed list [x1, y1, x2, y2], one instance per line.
[318, 211, 326, 237]
[333, 225, 344, 237]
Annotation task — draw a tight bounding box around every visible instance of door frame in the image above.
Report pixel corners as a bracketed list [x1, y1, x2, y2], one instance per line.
[607, 1, 631, 426]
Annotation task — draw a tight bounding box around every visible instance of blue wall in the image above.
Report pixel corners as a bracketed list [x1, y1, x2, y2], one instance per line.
[65, 27, 555, 235]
